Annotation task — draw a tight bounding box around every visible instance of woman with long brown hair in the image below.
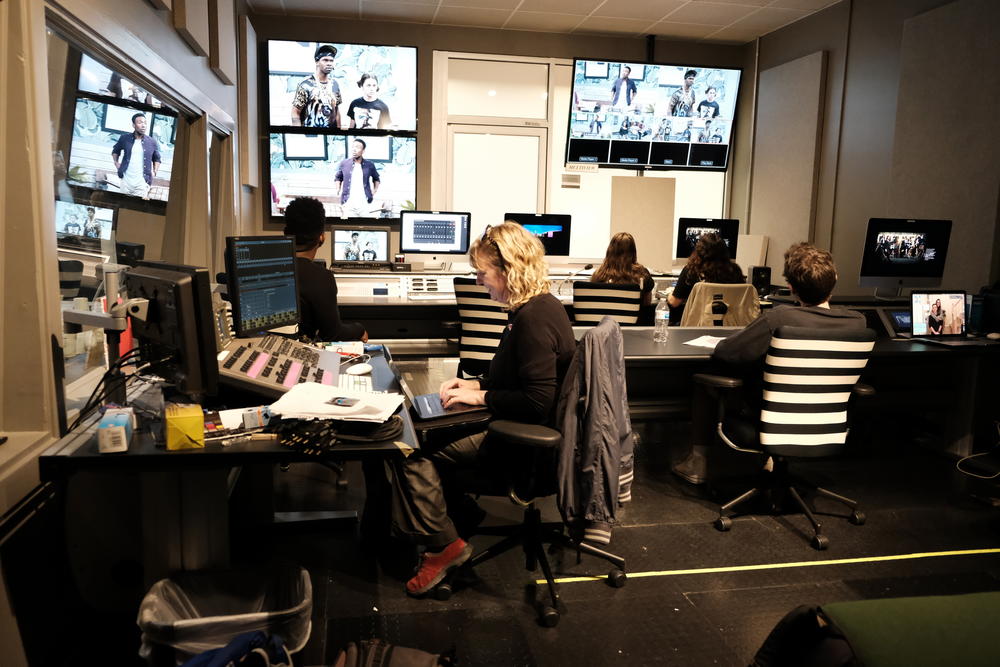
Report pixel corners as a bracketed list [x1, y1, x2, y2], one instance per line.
[592, 232, 655, 305]
[667, 232, 744, 325]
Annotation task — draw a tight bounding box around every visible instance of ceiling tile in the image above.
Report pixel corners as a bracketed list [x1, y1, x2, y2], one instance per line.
[591, 0, 686, 22]
[690, 0, 770, 7]
[647, 21, 719, 40]
[727, 6, 810, 32]
[363, 0, 440, 8]
[704, 25, 763, 44]
[573, 15, 655, 36]
[434, 6, 512, 29]
[281, 0, 359, 15]
[664, 1, 758, 26]
[503, 11, 586, 32]
[517, 0, 603, 15]
[441, 0, 521, 8]
[769, 0, 840, 10]
[363, 1, 438, 22]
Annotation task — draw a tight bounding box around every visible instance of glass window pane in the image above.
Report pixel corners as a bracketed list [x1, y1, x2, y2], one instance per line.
[447, 59, 549, 119]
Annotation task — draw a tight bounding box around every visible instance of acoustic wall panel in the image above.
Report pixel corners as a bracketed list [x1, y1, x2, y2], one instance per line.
[173, 0, 210, 57]
[610, 176, 675, 274]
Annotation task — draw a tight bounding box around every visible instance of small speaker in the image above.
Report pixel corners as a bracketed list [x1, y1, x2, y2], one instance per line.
[750, 265, 771, 297]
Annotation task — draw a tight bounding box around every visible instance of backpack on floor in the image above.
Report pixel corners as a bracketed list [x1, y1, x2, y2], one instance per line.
[333, 638, 455, 667]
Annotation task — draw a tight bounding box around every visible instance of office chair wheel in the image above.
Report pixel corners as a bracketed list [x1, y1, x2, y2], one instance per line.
[714, 516, 733, 532]
[539, 605, 560, 628]
[432, 582, 453, 601]
[811, 534, 830, 551]
[608, 569, 627, 588]
[849, 510, 866, 526]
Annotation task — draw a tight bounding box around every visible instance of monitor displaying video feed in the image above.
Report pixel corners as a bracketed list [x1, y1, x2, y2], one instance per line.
[268, 133, 416, 220]
[504, 213, 572, 256]
[54, 200, 116, 246]
[911, 291, 966, 337]
[266, 40, 417, 131]
[332, 228, 390, 262]
[676, 218, 739, 259]
[399, 211, 471, 255]
[77, 54, 165, 108]
[66, 97, 176, 202]
[858, 218, 951, 289]
[567, 60, 742, 170]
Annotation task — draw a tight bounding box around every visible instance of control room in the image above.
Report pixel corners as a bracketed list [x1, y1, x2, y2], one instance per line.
[2, 0, 999, 664]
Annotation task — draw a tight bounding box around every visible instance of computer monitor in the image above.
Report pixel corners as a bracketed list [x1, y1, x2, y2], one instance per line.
[399, 211, 471, 255]
[223, 236, 300, 338]
[331, 227, 390, 263]
[55, 201, 116, 252]
[503, 213, 572, 256]
[123, 265, 218, 399]
[135, 260, 219, 396]
[858, 218, 951, 289]
[675, 218, 739, 259]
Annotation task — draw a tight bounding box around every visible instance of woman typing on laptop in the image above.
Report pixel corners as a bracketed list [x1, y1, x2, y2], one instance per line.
[385, 221, 575, 597]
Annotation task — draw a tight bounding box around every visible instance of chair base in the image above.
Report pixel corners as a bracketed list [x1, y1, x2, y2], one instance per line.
[714, 458, 864, 550]
[444, 505, 626, 626]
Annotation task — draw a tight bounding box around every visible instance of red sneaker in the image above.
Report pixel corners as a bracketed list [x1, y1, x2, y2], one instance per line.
[405, 538, 473, 596]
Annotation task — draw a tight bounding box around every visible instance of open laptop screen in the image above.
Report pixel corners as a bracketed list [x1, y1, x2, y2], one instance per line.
[910, 290, 966, 337]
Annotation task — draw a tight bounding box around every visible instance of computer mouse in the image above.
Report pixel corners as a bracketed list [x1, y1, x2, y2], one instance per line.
[986, 332, 1000, 341]
[345, 362, 373, 375]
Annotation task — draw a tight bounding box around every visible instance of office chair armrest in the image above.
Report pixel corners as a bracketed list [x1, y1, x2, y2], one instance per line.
[488, 420, 562, 449]
[853, 383, 875, 398]
[692, 373, 743, 390]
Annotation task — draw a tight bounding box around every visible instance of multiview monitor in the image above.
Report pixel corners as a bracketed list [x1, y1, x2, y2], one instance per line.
[503, 213, 572, 257]
[676, 218, 739, 259]
[399, 211, 471, 255]
[858, 218, 951, 289]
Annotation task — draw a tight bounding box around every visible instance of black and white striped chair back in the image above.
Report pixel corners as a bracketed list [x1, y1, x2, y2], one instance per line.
[58, 259, 85, 299]
[760, 326, 875, 458]
[572, 281, 641, 325]
[453, 276, 507, 378]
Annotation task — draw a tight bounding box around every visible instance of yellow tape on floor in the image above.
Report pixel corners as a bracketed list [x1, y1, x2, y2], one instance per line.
[539, 548, 1000, 585]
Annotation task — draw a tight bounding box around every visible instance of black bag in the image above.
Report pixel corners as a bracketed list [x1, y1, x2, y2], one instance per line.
[332, 638, 454, 667]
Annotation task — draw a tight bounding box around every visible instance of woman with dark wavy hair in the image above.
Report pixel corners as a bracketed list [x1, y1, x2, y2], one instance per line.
[592, 232, 655, 305]
[668, 232, 744, 325]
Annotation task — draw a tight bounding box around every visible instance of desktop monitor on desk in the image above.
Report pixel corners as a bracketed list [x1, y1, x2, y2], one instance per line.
[504, 213, 572, 257]
[675, 218, 739, 260]
[224, 236, 300, 338]
[400, 211, 471, 269]
[331, 227, 390, 263]
[858, 218, 951, 290]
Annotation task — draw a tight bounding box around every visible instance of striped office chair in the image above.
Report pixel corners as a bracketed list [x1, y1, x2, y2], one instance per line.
[58, 259, 85, 299]
[453, 276, 507, 379]
[679, 282, 759, 327]
[694, 326, 876, 550]
[572, 281, 642, 325]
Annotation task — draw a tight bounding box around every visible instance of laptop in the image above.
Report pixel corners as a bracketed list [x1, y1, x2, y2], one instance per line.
[909, 290, 993, 346]
[393, 365, 490, 422]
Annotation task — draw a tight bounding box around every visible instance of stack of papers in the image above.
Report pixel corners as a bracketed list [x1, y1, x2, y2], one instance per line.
[269, 382, 403, 422]
[684, 335, 726, 349]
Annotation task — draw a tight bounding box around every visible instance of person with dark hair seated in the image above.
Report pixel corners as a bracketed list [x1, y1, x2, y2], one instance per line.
[668, 232, 745, 325]
[383, 221, 575, 597]
[592, 232, 655, 306]
[282, 197, 367, 342]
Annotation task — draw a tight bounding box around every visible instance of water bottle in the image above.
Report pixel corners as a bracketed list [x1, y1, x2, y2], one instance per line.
[653, 297, 670, 342]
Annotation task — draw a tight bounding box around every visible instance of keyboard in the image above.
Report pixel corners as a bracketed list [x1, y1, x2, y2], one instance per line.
[217, 335, 345, 399]
[332, 262, 393, 272]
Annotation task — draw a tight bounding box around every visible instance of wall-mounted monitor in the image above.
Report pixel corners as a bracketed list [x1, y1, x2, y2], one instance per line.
[676, 217, 739, 259]
[399, 211, 471, 255]
[66, 97, 177, 203]
[224, 236, 300, 338]
[858, 218, 951, 289]
[566, 60, 742, 171]
[268, 133, 416, 220]
[331, 227, 390, 262]
[503, 212, 572, 256]
[266, 40, 417, 131]
[54, 200, 116, 252]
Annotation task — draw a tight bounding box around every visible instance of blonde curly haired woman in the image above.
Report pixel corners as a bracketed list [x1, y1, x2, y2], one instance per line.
[387, 221, 576, 596]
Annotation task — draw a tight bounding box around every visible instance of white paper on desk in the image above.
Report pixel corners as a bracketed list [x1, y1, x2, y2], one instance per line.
[320, 341, 365, 355]
[269, 382, 403, 423]
[684, 335, 726, 349]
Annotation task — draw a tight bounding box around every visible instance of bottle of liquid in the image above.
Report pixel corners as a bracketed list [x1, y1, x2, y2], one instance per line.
[653, 297, 670, 343]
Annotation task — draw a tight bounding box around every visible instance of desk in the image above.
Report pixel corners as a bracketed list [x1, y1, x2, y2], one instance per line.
[39, 350, 418, 587]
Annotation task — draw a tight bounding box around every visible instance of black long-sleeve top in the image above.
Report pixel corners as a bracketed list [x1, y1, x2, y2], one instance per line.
[295, 257, 366, 342]
[481, 293, 576, 425]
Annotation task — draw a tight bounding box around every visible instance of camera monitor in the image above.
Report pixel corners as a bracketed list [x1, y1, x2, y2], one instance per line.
[224, 236, 300, 338]
[503, 213, 572, 257]
[55, 200, 116, 252]
[676, 218, 739, 259]
[859, 218, 951, 289]
[399, 211, 471, 255]
[124, 265, 218, 399]
[332, 227, 390, 262]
